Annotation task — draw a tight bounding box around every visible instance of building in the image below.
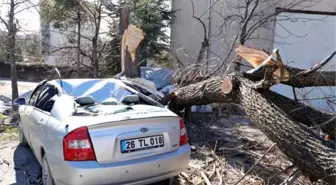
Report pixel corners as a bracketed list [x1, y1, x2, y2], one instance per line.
[39, 0, 110, 67]
[170, 0, 335, 112]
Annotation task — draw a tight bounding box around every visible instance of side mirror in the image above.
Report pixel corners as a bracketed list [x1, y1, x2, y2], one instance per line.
[75, 96, 95, 106]
[13, 97, 26, 106]
[121, 94, 140, 105]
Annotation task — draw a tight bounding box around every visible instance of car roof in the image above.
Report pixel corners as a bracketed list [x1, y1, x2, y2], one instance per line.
[48, 78, 126, 87]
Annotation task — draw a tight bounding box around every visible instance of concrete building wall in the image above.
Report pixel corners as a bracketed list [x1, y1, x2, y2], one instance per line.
[44, 22, 95, 66]
[271, 11, 335, 112]
[170, 0, 210, 69]
[170, 0, 335, 72]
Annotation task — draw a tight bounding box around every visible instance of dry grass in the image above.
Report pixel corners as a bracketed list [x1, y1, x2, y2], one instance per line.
[172, 112, 320, 185]
[0, 115, 18, 142]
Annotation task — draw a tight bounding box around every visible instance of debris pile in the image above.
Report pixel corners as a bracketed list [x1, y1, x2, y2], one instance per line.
[0, 95, 12, 115]
[175, 114, 323, 185]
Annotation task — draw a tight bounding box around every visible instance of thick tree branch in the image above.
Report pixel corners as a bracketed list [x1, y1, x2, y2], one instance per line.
[0, 16, 9, 30]
[239, 0, 259, 44]
[296, 51, 336, 76]
[97, 41, 106, 60]
[163, 73, 336, 184]
[189, 0, 209, 64]
[236, 45, 336, 87]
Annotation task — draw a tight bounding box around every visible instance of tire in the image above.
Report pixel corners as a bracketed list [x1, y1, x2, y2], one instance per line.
[18, 121, 28, 146]
[42, 155, 55, 185]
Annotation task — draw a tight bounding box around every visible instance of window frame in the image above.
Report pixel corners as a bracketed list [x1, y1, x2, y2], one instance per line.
[35, 84, 59, 112]
[28, 81, 48, 107]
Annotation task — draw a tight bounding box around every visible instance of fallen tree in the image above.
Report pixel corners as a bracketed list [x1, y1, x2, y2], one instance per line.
[160, 45, 336, 184]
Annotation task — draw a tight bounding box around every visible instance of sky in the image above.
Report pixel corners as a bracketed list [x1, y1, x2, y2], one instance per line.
[0, 0, 113, 36]
[0, 0, 171, 39]
[0, 0, 40, 34]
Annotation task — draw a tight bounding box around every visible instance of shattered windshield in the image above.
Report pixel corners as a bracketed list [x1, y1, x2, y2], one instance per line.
[55, 79, 133, 103]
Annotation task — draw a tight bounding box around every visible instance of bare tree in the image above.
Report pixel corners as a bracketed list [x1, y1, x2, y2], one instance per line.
[172, 0, 326, 84]
[0, 0, 37, 100]
[160, 45, 336, 184]
[44, 0, 117, 77]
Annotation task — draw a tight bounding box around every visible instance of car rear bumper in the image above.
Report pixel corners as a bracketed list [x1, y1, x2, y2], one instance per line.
[52, 144, 191, 185]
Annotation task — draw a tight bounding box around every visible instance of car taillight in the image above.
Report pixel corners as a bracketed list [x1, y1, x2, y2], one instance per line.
[179, 118, 188, 146]
[63, 126, 96, 161]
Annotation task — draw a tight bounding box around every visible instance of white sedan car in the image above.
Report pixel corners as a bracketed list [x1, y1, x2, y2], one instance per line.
[14, 78, 191, 185]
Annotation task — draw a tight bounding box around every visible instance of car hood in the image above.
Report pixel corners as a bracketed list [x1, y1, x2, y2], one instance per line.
[66, 104, 178, 129]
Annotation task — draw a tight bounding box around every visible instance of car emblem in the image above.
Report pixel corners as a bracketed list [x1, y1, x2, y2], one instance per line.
[140, 127, 148, 133]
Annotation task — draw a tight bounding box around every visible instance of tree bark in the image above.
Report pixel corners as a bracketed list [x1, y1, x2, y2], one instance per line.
[92, 38, 98, 77]
[76, 3, 81, 78]
[164, 73, 336, 184]
[257, 89, 335, 139]
[91, 3, 102, 78]
[285, 66, 336, 88]
[8, 0, 18, 101]
[119, 7, 143, 78]
[238, 76, 336, 184]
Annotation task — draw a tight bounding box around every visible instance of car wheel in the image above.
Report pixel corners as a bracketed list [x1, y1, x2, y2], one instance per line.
[42, 155, 55, 185]
[18, 121, 28, 145]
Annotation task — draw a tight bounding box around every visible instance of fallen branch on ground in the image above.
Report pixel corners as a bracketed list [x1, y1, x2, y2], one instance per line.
[160, 46, 336, 184]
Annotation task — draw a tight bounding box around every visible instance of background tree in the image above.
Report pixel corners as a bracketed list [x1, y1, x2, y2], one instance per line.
[41, 0, 88, 77]
[0, 0, 37, 100]
[42, 0, 117, 77]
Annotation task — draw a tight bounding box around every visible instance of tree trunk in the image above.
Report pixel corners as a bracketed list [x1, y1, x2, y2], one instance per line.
[119, 7, 143, 78]
[256, 89, 335, 139]
[76, 4, 81, 78]
[8, 0, 18, 101]
[163, 73, 336, 184]
[92, 38, 98, 78]
[238, 76, 336, 184]
[92, 3, 102, 78]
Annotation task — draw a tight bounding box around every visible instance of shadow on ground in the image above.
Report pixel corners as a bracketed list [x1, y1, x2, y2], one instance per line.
[10, 144, 41, 185]
[9, 144, 172, 185]
[184, 112, 290, 184]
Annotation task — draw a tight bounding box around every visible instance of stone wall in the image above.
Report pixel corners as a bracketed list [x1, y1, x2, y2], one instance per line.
[0, 61, 92, 82]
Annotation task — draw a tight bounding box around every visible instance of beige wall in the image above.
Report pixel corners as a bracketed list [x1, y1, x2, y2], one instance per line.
[170, 0, 210, 69]
[170, 0, 335, 72]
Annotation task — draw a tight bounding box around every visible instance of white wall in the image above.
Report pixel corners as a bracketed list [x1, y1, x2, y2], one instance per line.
[271, 13, 336, 113]
[170, 0, 279, 71]
[45, 22, 95, 66]
[170, 0, 209, 69]
[170, 0, 335, 73]
[171, 0, 335, 112]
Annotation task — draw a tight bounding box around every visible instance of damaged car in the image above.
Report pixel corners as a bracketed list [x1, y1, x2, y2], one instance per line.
[14, 78, 191, 185]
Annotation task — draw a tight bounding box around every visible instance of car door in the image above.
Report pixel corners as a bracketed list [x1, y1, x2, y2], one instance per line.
[20, 81, 46, 147]
[29, 84, 58, 162]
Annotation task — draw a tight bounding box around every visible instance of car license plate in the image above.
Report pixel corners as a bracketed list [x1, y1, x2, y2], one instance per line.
[121, 135, 164, 153]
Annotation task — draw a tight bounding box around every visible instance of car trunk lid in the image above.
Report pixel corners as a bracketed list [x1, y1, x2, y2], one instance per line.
[88, 116, 180, 163]
[71, 105, 180, 164]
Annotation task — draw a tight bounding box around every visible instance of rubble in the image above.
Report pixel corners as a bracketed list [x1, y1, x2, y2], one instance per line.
[0, 100, 12, 115]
